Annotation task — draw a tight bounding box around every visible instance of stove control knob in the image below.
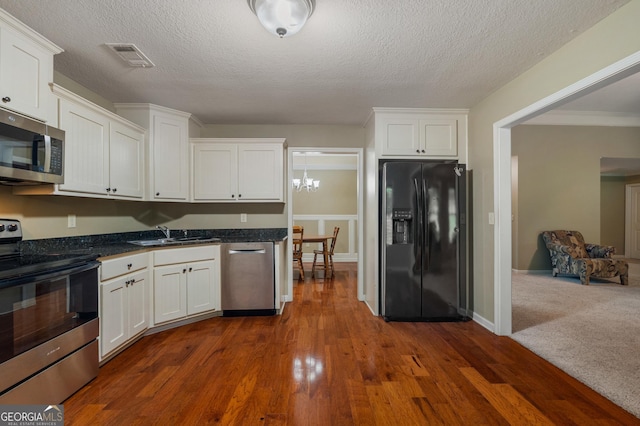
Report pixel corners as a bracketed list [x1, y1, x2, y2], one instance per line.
[0, 224, 5, 232]
[7, 224, 18, 232]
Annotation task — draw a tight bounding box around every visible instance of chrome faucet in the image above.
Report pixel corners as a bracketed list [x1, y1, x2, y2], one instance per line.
[156, 225, 170, 239]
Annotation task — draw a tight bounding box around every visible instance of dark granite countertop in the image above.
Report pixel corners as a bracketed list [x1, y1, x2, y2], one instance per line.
[18, 228, 287, 259]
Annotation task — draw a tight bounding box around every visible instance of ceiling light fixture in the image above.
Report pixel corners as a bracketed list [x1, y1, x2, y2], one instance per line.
[247, 0, 315, 38]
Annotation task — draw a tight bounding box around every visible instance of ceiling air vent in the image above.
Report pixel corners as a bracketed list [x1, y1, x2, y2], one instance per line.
[105, 43, 155, 68]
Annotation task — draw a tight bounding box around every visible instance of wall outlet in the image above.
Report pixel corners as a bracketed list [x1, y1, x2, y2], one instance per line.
[240, 213, 247, 223]
[68, 214, 76, 228]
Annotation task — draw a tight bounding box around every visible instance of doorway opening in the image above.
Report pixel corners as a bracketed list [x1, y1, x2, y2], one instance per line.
[494, 51, 640, 335]
[286, 148, 364, 303]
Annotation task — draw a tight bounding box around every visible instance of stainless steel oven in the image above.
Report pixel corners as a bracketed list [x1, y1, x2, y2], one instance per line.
[0, 219, 99, 404]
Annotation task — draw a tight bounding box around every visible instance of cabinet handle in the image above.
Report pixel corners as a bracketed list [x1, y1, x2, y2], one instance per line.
[2, 96, 10, 103]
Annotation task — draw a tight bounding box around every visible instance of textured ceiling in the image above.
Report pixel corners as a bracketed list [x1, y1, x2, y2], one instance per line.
[0, 0, 630, 125]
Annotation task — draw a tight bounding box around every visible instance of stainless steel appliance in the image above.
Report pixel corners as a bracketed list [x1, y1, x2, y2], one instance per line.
[221, 242, 275, 316]
[0, 219, 99, 403]
[0, 109, 64, 185]
[380, 160, 470, 321]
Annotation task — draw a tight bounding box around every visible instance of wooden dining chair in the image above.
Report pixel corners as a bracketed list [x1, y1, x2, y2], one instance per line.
[312, 226, 339, 279]
[292, 225, 305, 280]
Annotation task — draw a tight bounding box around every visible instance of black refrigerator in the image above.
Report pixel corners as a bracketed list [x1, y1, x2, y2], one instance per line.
[380, 160, 470, 321]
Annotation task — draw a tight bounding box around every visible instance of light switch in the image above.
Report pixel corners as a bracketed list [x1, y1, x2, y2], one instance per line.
[68, 214, 76, 228]
[240, 213, 247, 223]
[488, 212, 495, 225]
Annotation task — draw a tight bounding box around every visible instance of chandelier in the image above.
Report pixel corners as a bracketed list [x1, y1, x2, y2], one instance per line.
[292, 155, 319, 192]
[247, 0, 316, 38]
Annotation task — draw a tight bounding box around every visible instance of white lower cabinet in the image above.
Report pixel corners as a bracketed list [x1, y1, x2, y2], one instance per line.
[99, 253, 149, 360]
[153, 245, 220, 325]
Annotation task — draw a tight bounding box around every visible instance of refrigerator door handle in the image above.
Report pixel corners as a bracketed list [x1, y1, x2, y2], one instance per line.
[413, 177, 421, 250]
[423, 178, 429, 271]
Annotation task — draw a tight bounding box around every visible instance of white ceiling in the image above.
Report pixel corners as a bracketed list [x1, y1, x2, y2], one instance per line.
[0, 0, 631, 125]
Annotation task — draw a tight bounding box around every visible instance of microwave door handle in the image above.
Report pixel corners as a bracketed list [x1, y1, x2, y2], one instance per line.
[43, 135, 51, 173]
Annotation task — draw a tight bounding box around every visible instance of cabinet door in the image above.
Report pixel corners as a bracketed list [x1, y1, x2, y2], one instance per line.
[0, 27, 55, 122]
[127, 270, 148, 337]
[58, 98, 110, 195]
[419, 118, 458, 156]
[238, 144, 283, 200]
[187, 260, 217, 315]
[100, 277, 128, 357]
[109, 121, 144, 198]
[152, 113, 188, 200]
[154, 264, 187, 324]
[380, 118, 421, 156]
[192, 143, 238, 201]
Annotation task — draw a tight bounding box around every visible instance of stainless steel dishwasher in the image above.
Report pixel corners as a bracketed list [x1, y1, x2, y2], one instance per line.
[221, 242, 275, 316]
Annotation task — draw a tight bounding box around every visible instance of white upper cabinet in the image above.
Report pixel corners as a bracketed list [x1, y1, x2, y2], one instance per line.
[115, 103, 192, 202]
[0, 9, 62, 124]
[374, 108, 467, 159]
[53, 85, 145, 199]
[109, 120, 145, 198]
[190, 138, 285, 203]
[58, 96, 110, 195]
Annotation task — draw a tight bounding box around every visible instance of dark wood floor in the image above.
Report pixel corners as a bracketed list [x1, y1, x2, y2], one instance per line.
[64, 263, 639, 425]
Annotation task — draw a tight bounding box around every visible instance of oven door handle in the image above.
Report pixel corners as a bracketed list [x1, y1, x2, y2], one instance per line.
[0, 260, 100, 290]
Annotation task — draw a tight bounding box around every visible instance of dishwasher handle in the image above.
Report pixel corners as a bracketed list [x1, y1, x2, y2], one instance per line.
[228, 249, 267, 254]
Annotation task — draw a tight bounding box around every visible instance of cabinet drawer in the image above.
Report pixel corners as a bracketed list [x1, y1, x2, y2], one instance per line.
[154, 245, 219, 266]
[100, 252, 148, 281]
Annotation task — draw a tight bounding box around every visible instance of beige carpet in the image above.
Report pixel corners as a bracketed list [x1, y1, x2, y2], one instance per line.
[511, 270, 640, 419]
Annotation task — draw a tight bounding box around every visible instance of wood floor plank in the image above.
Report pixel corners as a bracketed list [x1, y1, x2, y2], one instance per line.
[61, 262, 640, 425]
[460, 366, 555, 426]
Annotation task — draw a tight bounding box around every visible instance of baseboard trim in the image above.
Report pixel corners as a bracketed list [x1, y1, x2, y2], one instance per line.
[472, 313, 495, 332]
[512, 268, 551, 275]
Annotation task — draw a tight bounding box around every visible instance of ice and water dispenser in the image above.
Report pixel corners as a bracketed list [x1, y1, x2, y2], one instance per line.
[391, 209, 413, 244]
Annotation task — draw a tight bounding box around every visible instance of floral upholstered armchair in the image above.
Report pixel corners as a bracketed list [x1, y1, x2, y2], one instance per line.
[541, 230, 628, 285]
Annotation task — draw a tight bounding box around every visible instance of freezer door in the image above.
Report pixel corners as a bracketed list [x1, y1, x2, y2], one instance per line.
[381, 161, 422, 319]
[421, 163, 461, 319]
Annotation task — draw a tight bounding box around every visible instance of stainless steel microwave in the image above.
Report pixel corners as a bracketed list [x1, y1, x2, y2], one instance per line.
[0, 109, 64, 185]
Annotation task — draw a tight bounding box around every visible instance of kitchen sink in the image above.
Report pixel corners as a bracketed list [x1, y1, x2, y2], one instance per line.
[128, 236, 221, 247]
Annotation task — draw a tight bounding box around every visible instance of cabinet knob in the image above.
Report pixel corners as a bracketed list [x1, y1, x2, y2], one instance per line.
[156, 192, 160, 196]
[1, 96, 10, 103]
[416, 149, 420, 153]
[112, 188, 117, 193]
[238, 194, 242, 198]
[127, 263, 132, 269]
[183, 268, 187, 273]
[231, 194, 235, 198]
[106, 188, 111, 192]
[189, 267, 193, 272]
[421, 149, 425, 153]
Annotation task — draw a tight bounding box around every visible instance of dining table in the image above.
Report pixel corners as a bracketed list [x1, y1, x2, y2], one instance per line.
[302, 234, 334, 278]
